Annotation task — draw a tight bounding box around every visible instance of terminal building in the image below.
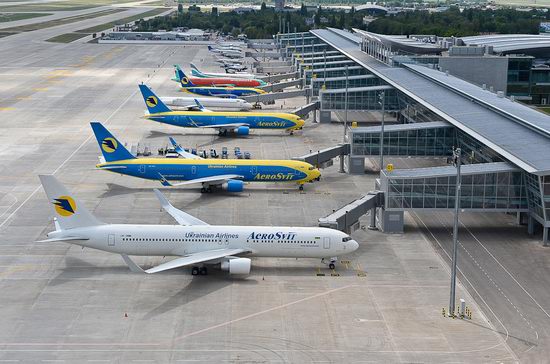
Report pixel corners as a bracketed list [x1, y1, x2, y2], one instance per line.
[275, 28, 550, 244]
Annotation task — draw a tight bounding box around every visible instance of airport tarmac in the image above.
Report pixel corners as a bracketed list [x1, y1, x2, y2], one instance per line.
[0, 21, 526, 363]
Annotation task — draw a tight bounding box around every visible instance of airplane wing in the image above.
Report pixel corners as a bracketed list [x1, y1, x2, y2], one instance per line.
[158, 174, 244, 187]
[153, 188, 208, 226]
[198, 123, 249, 130]
[168, 137, 202, 159]
[209, 94, 237, 99]
[97, 165, 127, 170]
[145, 248, 250, 274]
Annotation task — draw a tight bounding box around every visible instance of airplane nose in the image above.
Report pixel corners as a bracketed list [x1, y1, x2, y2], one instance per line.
[349, 240, 359, 252]
[314, 168, 321, 180]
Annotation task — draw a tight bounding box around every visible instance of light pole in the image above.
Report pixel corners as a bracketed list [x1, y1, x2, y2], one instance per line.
[378, 90, 386, 170]
[449, 147, 462, 317]
[343, 65, 349, 142]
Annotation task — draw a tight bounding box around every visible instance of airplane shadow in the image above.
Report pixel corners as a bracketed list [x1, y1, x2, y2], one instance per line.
[143, 271, 258, 319]
[49, 256, 131, 286]
[98, 183, 253, 203]
[251, 264, 325, 277]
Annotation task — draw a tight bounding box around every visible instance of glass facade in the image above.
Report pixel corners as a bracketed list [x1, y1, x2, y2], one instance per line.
[456, 130, 504, 164]
[320, 88, 398, 111]
[312, 76, 380, 96]
[308, 66, 366, 81]
[525, 173, 550, 222]
[530, 68, 550, 105]
[385, 171, 527, 211]
[351, 126, 455, 156]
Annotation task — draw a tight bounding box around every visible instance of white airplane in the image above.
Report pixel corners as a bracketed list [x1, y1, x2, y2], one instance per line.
[208, 46, 243, 59]
[38, 175, 359, 275]
[191, 63, 258, 80]
[160, 96, 252, 111]
[224, 64, 248, 73]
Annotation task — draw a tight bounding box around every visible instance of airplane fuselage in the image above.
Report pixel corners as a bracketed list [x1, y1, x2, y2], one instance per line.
[97, 159, 320, 184]
[188, 77, 263, 88]
[145, 111, 303, 130]
[191, 69, 257, 79]
[48, 225, 355, 259]
[180, 86, 264, 97]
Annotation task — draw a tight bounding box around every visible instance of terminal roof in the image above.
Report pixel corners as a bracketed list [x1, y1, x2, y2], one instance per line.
[310, 28, 550, 175]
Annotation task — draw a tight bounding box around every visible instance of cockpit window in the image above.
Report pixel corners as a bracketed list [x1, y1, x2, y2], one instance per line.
[342, 237, 352, 242]
[308, 166, 315, 170]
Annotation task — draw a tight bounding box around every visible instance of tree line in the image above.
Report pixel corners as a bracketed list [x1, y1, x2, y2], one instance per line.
[368, 8, 547, 37]
[135, 5, 549, 39]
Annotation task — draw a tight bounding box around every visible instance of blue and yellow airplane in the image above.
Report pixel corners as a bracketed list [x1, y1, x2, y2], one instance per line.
[91, 122, 321, 192]
[176, 66, 266, 97]
[139, 84, 304, 135]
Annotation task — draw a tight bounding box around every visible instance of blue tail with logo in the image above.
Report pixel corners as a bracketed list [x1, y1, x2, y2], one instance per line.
[174, 65, 197, 87]
[90, 122, 135, 162]
[138, 84, 171, 114]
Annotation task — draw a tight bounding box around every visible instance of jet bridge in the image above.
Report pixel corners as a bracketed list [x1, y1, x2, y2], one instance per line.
[257, 71, 299, 83]
[245, 51, 284, 59]
[319, 192, 384, 233]
[242, 88, 310, 103]
[293, 143, 350, 170]
[259, 78, 303, 92]
[292, 100, 320, 120]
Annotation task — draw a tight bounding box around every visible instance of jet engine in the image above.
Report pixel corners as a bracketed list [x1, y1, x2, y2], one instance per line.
[222, 179, 244, 192]
[234, 126, 249, 135]
[221, 257, 251, 275]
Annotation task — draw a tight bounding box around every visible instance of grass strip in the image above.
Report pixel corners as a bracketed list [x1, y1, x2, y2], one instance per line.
[0, 12, 50, 23]
[1, 8, 124, 33]
[0, 0, 139, 12]
[76, 8, 168, 33]
[46, 32, 90, 43]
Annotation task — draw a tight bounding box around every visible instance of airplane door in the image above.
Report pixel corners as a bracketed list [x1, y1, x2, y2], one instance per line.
[192, 166, 197, 175]
[108, 234, 115, 247]
[323, 237, 330, 249]
[139, 165, 146, 174]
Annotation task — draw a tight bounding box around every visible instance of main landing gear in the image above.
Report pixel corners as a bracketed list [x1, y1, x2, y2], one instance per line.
[299, 184, 304, 191]
[191, 266, 208, 275]
[200, 186, 212, 193]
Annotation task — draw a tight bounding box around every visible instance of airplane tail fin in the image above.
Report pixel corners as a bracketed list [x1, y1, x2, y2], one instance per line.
[39, 175, 103, 230]
[174, 65, 196, 87]
[90, 121, 136, 162]
[138, 84, 171, 113]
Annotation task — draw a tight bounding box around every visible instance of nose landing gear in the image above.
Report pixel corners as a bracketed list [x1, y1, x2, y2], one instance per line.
[322, 257, 337, 270]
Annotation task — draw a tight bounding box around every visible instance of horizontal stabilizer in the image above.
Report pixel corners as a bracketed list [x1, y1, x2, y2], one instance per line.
[35, 236, 89, 243]
[145, 248, 249, 274]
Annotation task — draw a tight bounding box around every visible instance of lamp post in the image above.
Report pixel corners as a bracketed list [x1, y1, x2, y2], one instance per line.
[449, 147, 462, 317]
[378, 90, 385, 170]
